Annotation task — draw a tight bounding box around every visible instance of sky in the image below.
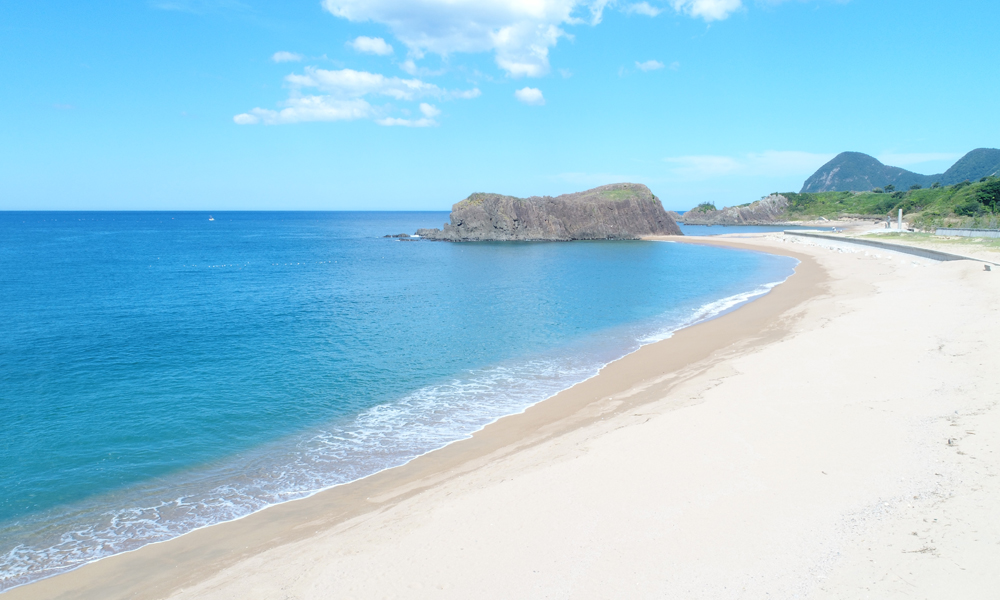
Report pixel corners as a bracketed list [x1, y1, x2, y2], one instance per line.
[2, 0, 999, 211]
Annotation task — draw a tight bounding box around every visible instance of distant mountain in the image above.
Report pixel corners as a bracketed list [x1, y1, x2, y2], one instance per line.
[800, 148, 1000, 193]
[939, 148, 1000, 184]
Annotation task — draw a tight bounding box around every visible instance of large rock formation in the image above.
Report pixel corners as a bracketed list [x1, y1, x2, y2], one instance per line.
[676, 194, 790, 225]
[415, 183, 682, 241]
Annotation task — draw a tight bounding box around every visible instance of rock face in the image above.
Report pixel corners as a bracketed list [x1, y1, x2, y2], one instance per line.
[415, 183, 682, 241]
[677, 194, 790, 225]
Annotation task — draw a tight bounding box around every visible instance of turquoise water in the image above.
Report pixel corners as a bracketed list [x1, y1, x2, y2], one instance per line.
[678, 224, 835, 235]
[0, 212, 796, 590]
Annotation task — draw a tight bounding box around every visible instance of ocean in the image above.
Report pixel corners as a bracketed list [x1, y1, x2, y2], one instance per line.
[0, 211, 797, 590]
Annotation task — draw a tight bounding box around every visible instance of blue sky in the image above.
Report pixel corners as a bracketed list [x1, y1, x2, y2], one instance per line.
[2, 0, 998, 211]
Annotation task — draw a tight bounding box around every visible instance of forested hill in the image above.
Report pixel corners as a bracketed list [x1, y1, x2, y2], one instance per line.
[801, 148, 1000, 193]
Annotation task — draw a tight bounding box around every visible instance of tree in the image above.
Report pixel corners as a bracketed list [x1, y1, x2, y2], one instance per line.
[910, 184, 922, 190]
[931, 182, 941, 188]
[884, 184, 896, 192]
[872, 187, 884, 193]
[975, 179, 1000, 212]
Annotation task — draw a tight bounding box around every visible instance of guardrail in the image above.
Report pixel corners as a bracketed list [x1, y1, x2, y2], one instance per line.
[782, 231, 998, 264]
[935, 228, 1000, 239]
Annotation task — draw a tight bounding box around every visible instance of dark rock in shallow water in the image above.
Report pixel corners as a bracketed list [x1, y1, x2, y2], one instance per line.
[677, 194, 791, 226]
[384, 233, 411, 238]
[415, 183, 681, 241]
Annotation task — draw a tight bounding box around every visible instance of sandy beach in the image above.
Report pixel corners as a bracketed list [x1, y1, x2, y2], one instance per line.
[9, 231, 1000, 599]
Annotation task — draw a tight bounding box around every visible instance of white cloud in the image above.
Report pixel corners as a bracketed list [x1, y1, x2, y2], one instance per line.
[234, 97, 374, 125]
[877, 152, 962, 168]
[514, 87, 545, 105]
[271, 51, 304, 63]
[624, 2, 662, 16]
[318, 0, 750, 77]
[349, 36, 394, 55]
[235, 67, 478, 125]
[664, 151, 835, 180]
[668, 61, 680, 70]
[376, 117, 438, 127]
[670, 0, 742, 21]
[636, 59, 664, 71]
[286, 67, 458, 100]
[322, 0, 610, 78]
[419, 102, 442, 117]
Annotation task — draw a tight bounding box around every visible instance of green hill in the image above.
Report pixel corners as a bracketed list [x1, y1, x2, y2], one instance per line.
[939, 148, 1000, 184]
[801, 148, 1000, 193]
[783, 176, 1000, 229]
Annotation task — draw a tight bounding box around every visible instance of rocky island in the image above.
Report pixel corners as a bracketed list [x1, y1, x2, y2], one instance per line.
[415, 183, 682, 241]
[674, 194, 791, 226]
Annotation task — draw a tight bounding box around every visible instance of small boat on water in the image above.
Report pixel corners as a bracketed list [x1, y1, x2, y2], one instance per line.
[209, 215, 215, 221]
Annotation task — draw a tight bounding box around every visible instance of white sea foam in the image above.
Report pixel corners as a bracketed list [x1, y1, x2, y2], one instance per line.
[0, 276, 792, 591]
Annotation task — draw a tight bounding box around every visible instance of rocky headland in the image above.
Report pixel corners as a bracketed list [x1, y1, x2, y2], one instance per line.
[415, 183, 682, 241]
[674, 194, 791, 226]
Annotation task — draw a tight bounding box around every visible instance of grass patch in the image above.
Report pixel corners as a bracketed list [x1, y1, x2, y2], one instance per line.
[780, 178, 1000, 229]
[599, 188, 642, 202]
[859, 231, 1000, 251]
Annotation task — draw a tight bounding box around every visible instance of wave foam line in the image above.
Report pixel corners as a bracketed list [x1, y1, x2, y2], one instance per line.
[0, 275, 792, 592]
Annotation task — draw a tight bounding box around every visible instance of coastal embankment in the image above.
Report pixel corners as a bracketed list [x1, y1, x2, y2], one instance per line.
[9, 233, 999, 599]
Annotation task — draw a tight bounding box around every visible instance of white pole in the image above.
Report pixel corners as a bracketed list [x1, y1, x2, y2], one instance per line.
[898, 208, 902, 231]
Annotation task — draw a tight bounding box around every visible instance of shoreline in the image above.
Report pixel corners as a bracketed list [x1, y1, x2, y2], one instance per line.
[5, 238, 824, 599]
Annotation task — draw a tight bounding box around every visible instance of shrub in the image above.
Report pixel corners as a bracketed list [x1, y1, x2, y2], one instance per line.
[693, 202, 717, 213]
[910, 184, 922, 190]
[931, 182, 941, 188]
[975, 179, 1000, 212]
[872, 187, 884, 193]
[884, 184, 896, 192]
[955, 198, 986, 216]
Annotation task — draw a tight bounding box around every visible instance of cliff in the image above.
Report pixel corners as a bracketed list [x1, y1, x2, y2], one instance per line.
[415, 183, 682, 241]
[677, 194, 791, 225]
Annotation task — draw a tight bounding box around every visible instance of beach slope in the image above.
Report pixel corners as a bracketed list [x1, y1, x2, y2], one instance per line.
[10, 233, 1000, 599]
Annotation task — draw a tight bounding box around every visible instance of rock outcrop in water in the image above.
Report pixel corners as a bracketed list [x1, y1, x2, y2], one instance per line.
[415, 183, 682, 241]
[675, 194, 790, 226]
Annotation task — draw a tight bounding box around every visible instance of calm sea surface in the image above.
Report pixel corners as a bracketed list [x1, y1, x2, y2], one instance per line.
[0, 212, 796, 589]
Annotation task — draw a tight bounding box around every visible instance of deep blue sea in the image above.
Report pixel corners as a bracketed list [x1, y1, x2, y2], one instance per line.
[0, 212, 796, 590]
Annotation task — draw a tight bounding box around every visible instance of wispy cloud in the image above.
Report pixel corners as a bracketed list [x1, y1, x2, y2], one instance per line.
[377, 103, 442, 127]
[664, 151, 835, 180]
[636, 59, 664, 71]
[234, 67, 479, 125]
[349, 36, 394, 56]
[271, 51, 303, 63]
[323, 0, 726, 78]
[624, 2, 662, 16]
[669, 0, 743, 21]
[514, 87, 545, 105]
[877, 152, 962, 168]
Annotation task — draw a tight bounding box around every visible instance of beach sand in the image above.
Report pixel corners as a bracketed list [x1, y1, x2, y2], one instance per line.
[9, 233, 999, 599]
